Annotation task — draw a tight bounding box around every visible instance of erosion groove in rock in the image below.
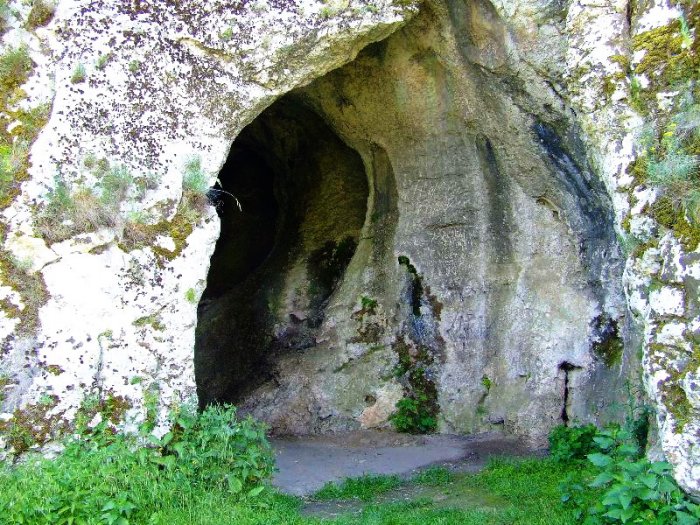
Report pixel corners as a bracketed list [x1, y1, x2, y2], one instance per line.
[0, 0, 698, 499]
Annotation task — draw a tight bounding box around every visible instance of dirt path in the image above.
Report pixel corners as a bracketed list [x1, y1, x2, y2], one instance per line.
[270, 430, 539, 496]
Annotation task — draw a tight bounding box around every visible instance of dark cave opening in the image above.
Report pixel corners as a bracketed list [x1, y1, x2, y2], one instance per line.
[194, 96, 369, 408]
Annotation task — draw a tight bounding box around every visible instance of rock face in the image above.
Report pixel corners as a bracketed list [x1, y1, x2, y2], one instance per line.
[0, 0, 698, 498]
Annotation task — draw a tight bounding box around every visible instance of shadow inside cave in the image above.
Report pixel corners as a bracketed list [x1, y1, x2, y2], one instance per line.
[194, 96, 369, 408]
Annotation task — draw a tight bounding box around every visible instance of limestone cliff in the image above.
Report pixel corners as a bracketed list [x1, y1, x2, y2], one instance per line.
[0, 0, 698, 498]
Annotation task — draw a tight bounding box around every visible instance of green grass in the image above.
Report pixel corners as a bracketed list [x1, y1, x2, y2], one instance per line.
[412, 465, 454, 485]
[314, 474, 402, 501]
[0, 432, 596, 525]
[307, 458, 594, 524]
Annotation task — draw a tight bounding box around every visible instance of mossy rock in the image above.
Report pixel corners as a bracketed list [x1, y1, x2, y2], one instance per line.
[650, 196, 700, 251]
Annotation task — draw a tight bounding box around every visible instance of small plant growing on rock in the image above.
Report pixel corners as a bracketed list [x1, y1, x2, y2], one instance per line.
[0, 141, 28, 198]
[70, 63, 86, 84]
[128, 60, 141, 73]
[185, 287, 197, 304]
[360, 296, 378, 312]
[219, 27, 234, 41]
[390, 391, 437, 434]
[182, 157, 209, 195]
[390, 333, 439, 434]
[0, 373, 10, 405]
[95, 52, 111, 70]
[120, 210, 153, 248]
[99, 164, 133, 206]
[180, 156, 211, 220]
[36, 165, 135, 243]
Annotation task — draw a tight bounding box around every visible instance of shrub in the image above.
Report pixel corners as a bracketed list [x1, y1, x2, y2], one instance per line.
[549, 424, 600, 463]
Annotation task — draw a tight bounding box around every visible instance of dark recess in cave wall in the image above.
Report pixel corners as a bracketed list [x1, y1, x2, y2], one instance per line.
[194, 96, 368, 408]
[532, 120, 622, 304]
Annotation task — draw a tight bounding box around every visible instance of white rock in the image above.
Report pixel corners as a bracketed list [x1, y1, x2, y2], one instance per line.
[649, 287, 685, 317]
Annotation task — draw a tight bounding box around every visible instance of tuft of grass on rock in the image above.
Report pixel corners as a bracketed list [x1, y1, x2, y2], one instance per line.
[70, 63, 86, 84]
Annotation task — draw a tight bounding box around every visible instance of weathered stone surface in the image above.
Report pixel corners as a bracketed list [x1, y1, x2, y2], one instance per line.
[0, 0, 698, 499]
[0, 0, 416, 438]
[229, 0, 630, 450]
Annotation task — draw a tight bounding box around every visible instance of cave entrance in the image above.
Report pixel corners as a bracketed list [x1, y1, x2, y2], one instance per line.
[195, 96, 369, 408]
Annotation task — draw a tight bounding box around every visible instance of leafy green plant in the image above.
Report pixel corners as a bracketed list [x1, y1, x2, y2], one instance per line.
[360, 295, 378, 311]
[151, 403, 274, 494]
[549, 424, 600, 464]
[560, 426, 700, 524]
[390, 335, 439, 434]
[0, 403, 274, 524]
[389, 390, 437, 434]
[185, 287, 197, 303]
